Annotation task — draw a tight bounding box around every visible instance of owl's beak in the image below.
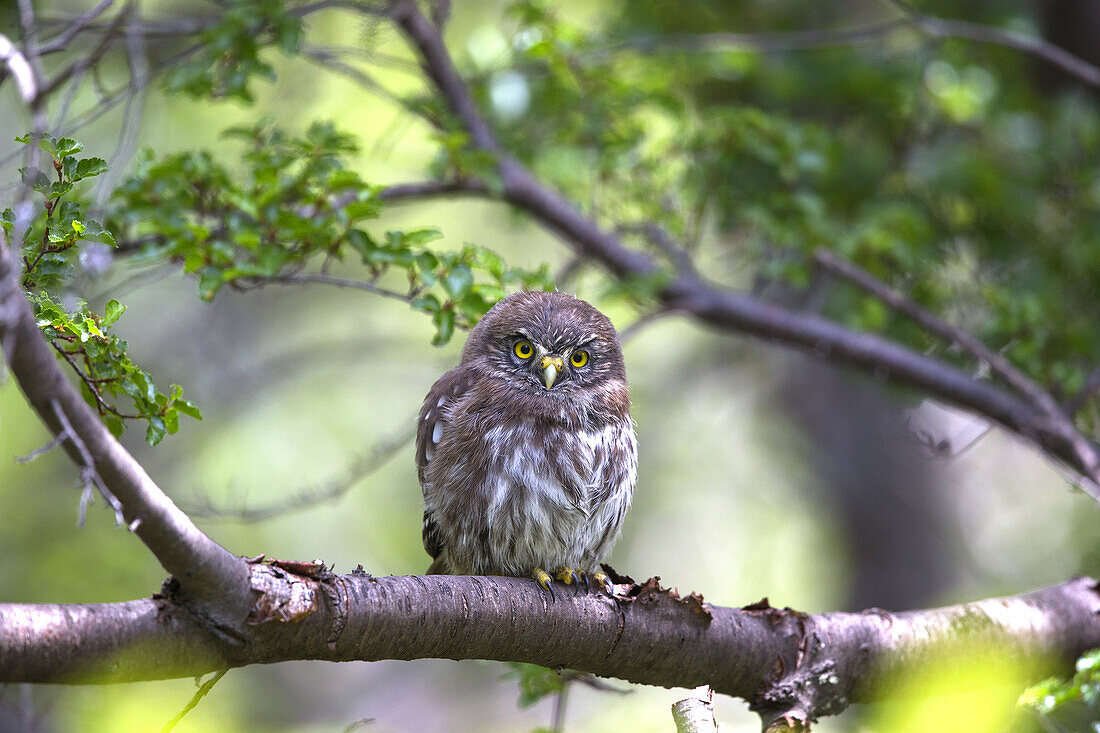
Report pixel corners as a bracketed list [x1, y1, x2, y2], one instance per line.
[539, 355, 564, 389]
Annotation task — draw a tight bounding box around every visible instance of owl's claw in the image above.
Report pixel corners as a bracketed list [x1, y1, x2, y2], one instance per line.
[591, 571, 613, 595]
[533, 567, 555, 600]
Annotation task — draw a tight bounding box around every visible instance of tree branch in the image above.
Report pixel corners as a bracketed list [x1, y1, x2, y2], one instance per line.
[0, 233, 248, 618]
[0, 571, 1096, 729]
[386, 0, 1100, 486]
[813, 248, 1100, 490]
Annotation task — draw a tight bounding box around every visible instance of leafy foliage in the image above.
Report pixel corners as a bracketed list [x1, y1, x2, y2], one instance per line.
[108, 122, 553, 344]
[163, 0, 302, 102]
[1020, 649, 1100, 730]
[7, 133, 200, 446]
[501, 662, 566, 708]
[468, 0, 1100, 434]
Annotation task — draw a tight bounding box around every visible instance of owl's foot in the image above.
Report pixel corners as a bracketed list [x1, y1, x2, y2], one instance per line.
[590, 570, 613, 595]
[555, 567, 581, 586]
[532, 567, 555, 600]
[554, 568, 613, 595]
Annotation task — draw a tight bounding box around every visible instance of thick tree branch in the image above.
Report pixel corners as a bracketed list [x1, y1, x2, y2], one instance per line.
[386, 0, 1099, 486]
[0, 234, 248, 617]
[0, 571, 1097, 729]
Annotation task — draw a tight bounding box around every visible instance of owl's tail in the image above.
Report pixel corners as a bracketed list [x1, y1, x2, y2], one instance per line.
[426, 557, 448, 575]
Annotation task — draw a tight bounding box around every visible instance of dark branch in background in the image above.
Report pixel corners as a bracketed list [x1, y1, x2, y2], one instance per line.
[617, 2, 1100, 91]
[882, 0, 1100, 88]
[0, 571, 1097, 731]
[813, 249, 1100, 496]
[0, 232, 248, 617]
[386, 0, 1100, 492]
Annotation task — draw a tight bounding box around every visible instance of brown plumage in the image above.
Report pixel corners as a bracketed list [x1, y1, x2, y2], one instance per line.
[416, 291, 636, 589]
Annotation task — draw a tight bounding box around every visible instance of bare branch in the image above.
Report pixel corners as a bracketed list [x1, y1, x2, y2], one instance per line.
[619, 19, 911, 55]
[0, 34, 37, 102]
[881, 0, 1100, 88]
[14, 431, 66, 464]
[672, 686, 718, 733]
[0, 571, 1097, 730]
[36, 2, 132, 103]
[265, 273, 418, 304]
[160, 669, 228, 733]
[34, 0, 115, 56]
[618, 5, 1100, 91]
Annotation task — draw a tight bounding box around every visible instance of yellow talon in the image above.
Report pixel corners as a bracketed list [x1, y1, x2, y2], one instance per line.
[555, 567, 578, 585]
[533, 567, 553, 592]
[592, 571, 613, 594]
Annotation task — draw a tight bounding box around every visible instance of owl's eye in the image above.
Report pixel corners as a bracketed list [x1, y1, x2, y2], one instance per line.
[513, 340, 534, 359]
[570, 350, 589, 367]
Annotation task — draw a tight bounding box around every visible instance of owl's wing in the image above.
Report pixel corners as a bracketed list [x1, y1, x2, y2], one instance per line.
[416, 365, 478, 562]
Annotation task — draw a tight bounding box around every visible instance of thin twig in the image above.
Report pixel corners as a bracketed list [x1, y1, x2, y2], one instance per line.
[184, 424, 414, 522]
[881, 0, 1100, 88]
[160, 669, 228, 733]
[14, 432, 67, 464]
[34, 0, 115, 56]
[268, 273, 415, 303]
[49, 399, 125, 526]
[550, 678, 571, 733]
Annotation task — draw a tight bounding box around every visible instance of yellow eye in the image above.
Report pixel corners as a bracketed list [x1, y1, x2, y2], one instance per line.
[513, 340, 534, 359]
[570, 350, 589, 367]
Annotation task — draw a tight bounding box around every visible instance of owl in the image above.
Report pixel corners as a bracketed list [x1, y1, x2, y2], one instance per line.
[416, 290, 637, 594]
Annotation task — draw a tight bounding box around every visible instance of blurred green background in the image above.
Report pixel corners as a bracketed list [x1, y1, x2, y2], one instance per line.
[3, 0, 1100, 730]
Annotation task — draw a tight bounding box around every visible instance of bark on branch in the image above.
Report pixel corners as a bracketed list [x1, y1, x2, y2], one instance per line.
[1, 569, 1097, 729]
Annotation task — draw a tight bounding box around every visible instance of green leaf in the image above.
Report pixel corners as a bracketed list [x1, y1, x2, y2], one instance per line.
[71, 157, 108, 182]
[102, 299, 126, 327]
[432, 307, 455, 346]
[145, 416, 167, 446]
[402, 227, 444, 246]
[20, 167, 51, 195]
[55, 137, 83, 159]
[443, 265, 474, 299]
[175, 399, 203, 420]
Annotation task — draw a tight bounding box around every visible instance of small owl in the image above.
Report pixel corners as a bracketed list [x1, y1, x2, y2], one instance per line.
[416, 291, 637, 593]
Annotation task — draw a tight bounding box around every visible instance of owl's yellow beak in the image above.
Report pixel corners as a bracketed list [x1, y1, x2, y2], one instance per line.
[540, 355, 564, 389]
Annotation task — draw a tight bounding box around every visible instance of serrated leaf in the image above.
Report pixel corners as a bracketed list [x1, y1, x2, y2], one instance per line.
[72, 157, 108, 182]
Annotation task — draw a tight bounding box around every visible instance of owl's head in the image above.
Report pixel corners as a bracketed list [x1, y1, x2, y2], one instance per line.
[461, 291, 626, 397]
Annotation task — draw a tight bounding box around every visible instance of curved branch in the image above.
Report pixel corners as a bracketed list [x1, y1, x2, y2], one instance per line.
[0, 570, 1097, 729]
[386, 0, 1099, 485]
[0, 234, 248, 616]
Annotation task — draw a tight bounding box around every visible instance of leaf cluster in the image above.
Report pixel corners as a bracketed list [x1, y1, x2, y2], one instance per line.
[164, 0, 302, 102]
[109, 122, 552, 344]
[1021, 649, 1100, 730]
[7, 133, 201, 446]
[475, 0, 1100, 433]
